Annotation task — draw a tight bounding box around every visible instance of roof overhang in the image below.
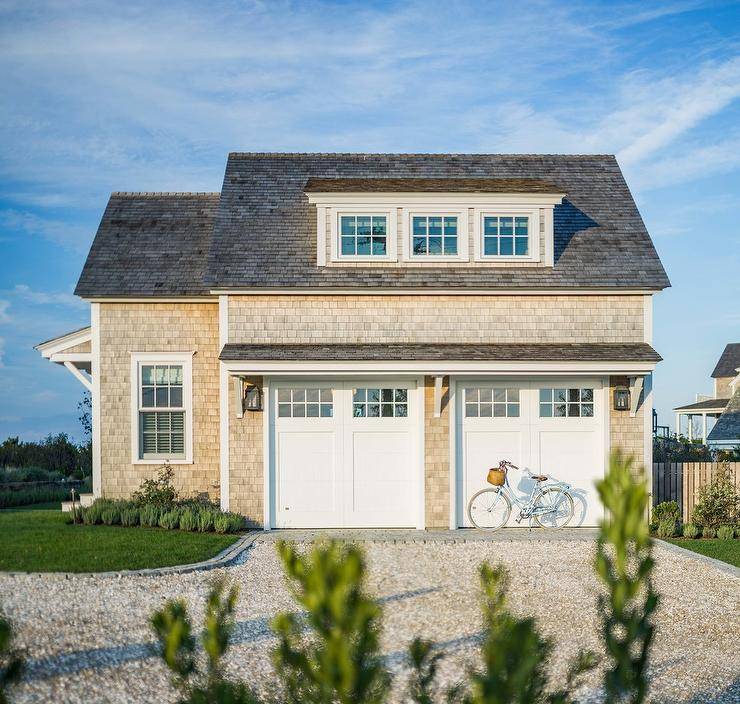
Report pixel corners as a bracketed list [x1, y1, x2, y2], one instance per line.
[305, 192, 566, 207]
[219, 343, 660, 376]
[35, 327, 92, 382]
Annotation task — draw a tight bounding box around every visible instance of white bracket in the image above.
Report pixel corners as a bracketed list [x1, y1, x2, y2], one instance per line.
[232, 376, 244, 418]
[433, 375, 444, 418]
[629, 375, 644, 417]
[63, 361, 92, 391]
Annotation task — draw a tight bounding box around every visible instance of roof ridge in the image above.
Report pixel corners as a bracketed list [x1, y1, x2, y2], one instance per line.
[110, 191, 221, 198]
[227, 152, 617, 159]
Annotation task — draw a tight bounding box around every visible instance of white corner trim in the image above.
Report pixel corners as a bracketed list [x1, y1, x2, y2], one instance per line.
[472, 207, 541, 263]
[643, 295, 653, 344]
[401, 207, 470, 262]
[417, 376, 425, 530]
[91, 303, 101, 498]
[219, 363, 230, 511]
[542, 207, 554, 267]
[232, 376, 244, 418]
[448, 376, 457, 530]
[130, 352, 194, 465]
[63, 361, 92, 391]
[218, 295, 228, 347]
[643, 373, 653, 482]
[263, 377, 272, 530]
[316, 206, 327, 266]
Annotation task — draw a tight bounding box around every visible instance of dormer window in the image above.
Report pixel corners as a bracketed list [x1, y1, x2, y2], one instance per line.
[483, 215, 529, 256]
[473, 208, 540, 262]
[340, 215, 387, 256]
[413, 215, 456, 255]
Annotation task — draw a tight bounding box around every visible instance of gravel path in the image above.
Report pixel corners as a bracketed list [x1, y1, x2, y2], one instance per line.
[0, 539, 738, 703]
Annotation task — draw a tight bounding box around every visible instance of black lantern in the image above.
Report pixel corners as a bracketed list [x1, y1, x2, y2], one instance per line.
[613, 387, 630, 411]
[245, 385, 263, 412]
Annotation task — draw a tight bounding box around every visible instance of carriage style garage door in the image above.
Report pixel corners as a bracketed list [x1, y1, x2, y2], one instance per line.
[271, 380, 421, 528]
[458, 378, 606, 527]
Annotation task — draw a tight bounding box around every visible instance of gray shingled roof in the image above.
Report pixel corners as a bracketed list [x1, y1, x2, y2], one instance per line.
[75, 192, 219, 297]
[206, 153, 669, 291]
[673, 398, 730, 412]
[219, 342, 661, 362]
[303, 177, 562, 193]
[711, 343, 740, 378]
[707, 390, 740, 443]
[75, 153, 670, 296]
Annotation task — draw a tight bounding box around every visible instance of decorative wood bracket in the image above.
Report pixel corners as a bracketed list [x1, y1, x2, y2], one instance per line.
[629, 375, 644, 417]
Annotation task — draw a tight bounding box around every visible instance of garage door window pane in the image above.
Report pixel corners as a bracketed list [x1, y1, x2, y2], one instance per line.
[279, 388, 333, 418]
[353, 388, 409, 418]
[540, 388, 594, 418]
[465, 387, 520, 417]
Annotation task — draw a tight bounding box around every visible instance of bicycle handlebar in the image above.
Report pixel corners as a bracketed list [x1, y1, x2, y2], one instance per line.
[499, 459, 518, 470]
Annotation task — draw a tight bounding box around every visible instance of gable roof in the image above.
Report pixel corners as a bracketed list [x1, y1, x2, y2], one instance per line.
[74, 153, 670, 296]
[711, 343, 740, 378]
[75, 192, 219, 297]
[206, 153, 669, 291]
[707, 390, 740, 443]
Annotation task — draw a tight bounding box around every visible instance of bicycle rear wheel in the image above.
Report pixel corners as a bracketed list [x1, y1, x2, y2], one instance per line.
[467, 488, 511, 530]
[533, 487, 574, 529]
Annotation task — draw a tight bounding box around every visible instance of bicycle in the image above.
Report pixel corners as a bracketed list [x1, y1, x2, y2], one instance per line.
[467, 459, 575, 530]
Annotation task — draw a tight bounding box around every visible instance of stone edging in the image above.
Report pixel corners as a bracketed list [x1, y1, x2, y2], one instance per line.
[654, 538, 740, 578]
[1, 532, 261, 580]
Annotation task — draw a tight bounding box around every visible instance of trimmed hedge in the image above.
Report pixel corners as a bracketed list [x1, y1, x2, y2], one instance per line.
[0, 485, 70, 509]
[79, 499, 245, 534]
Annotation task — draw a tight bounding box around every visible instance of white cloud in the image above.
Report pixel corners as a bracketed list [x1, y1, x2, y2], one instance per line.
[0, 301, 10, 324]
[12, 284, 85, 309]
[0, 209, 91, 252]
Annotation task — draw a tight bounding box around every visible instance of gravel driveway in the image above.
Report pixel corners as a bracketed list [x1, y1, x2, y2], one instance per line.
[0, 536, 738, 703]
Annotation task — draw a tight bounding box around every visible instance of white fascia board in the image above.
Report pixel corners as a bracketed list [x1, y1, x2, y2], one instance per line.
[49, 353, 92, 364]
[306, 192, 566, 206]
[83, 297, 215, 303]
[210, 288, 658, 296]
[36, 327, 92, 358]
[222, 360, 657, 375]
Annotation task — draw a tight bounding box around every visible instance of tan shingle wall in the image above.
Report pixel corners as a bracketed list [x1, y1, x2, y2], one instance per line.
[229, 294, 644, 343]
[424, 376, 450, 528]
[715, 377, 733, 399]
[99, 303, 220, 500]
[66, 340, 91, 354]
[609, 375, 646, 473]
[228, 376, 264, 526]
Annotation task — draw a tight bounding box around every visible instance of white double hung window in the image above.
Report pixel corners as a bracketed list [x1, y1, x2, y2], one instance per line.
[474, 208, 540, 262]
[131, 353, 193, 463]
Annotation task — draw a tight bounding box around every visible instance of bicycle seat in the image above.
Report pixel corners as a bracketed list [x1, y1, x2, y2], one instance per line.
[530, 474, 548, 482]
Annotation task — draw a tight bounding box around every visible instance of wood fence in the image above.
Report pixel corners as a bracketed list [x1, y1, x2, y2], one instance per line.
[652, 462, 740, 521]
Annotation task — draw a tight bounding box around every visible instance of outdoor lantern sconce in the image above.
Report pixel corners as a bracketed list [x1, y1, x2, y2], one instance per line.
[613, 387, 630, 411]
[245, 384, 263, 412]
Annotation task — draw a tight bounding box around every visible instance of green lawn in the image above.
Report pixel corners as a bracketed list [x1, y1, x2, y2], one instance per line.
[0, 507, 240, 573]
[665, 538, 740, 568]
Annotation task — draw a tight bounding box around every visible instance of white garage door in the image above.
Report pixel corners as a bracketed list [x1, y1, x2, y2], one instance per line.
[458, 378, 606, 527]
[272, 380, 420, 528]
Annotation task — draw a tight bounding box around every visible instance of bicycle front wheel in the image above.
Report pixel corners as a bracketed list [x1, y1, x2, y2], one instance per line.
[533, 487, 574, 529]
[467, 488, 511, 530]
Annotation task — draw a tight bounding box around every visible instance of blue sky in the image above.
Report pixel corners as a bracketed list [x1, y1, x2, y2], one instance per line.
[0, 0, 739, 443]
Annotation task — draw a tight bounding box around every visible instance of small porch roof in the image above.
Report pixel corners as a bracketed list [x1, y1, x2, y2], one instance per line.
[673, 398, 730, 412]
[35, 326, 92, 390]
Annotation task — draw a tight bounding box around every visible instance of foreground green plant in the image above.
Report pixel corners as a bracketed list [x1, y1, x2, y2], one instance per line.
[151, 579, 259, 704]
[692, 463, 739, 530]
[682, 523, 699, 539]
[0, 612, 24, 704]
[272, 540, 390, 704]
[717, 525, 735, 540]
[595, 451, 658, 704]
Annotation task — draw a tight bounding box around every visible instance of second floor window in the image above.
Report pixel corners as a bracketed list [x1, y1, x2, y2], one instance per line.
[340, 215, 387, 256]
[483, 215, 529, 256]
[412, 215, 458, 255]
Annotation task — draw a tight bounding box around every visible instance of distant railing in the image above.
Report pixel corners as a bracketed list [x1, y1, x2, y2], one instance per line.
[652, 462, 740, 521]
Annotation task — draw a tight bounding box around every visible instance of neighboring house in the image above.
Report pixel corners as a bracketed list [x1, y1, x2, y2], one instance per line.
[36, 153, 668, 529]
[674, 343, 740, 447]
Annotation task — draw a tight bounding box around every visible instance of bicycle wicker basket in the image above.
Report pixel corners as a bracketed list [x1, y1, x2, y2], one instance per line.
[486, 468, 505, 486]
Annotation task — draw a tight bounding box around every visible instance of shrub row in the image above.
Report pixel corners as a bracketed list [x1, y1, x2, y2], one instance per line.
[0, 485, 71, 509]
[77, 499, 245, 534]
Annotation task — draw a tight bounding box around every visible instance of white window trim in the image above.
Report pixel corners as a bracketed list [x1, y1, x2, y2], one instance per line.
[330, 207, 398, 262]
[401, 207, 469, 262]
[130, 352, 195, 465]
[473, 207, 541, 263]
